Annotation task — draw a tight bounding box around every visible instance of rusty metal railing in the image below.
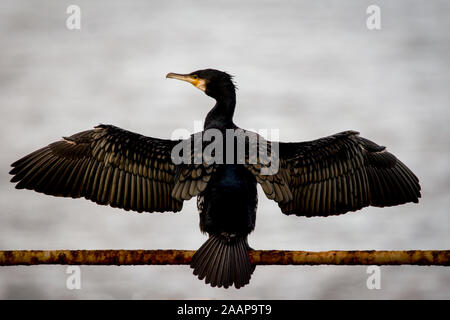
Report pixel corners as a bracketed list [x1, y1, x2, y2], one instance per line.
[0, 249, 448, 266]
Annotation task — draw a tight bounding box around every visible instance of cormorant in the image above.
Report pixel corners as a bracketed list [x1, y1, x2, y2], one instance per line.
[9, 69, 421, 289]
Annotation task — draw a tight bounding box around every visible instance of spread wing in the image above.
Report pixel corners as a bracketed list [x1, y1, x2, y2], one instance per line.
[10, 124, 183, 213]
[276, 130, 421, 217]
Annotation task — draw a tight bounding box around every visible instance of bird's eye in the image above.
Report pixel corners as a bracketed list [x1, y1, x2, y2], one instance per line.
[192, 75, 198, 80]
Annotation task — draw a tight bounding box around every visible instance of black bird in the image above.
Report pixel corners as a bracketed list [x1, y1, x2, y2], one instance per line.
[9, 69, 421, 289]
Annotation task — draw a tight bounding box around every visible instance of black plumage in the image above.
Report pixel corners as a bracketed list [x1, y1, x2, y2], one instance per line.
[10, 125, 183, 213]
[9, 68, 421, 289]
[277, 131, 421, 216]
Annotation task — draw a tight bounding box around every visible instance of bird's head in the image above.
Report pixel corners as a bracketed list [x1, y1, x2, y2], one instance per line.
[166, 69, 235, 100]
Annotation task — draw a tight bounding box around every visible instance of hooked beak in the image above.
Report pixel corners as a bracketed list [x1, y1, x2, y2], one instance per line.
[166, 72, 207, 92]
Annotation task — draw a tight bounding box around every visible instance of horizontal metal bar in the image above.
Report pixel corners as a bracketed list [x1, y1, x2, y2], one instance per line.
[0, 250, 448, 266]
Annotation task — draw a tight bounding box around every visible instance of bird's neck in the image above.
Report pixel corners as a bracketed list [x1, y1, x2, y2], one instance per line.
[204, 92, 236, 130]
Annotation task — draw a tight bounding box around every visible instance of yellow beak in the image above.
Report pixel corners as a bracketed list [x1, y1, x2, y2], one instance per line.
[166, 73, 207, 92]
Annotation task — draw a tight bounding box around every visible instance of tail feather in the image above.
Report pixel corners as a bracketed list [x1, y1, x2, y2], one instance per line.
[191, 234, 255, 289]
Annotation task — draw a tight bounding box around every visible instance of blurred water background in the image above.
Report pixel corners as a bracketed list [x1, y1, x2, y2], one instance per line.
[0, 0, 449, 299]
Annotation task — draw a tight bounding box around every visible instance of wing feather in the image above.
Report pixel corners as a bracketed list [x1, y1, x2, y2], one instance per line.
[10, 124, 183, 213]
[277, 131, 421, 216]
